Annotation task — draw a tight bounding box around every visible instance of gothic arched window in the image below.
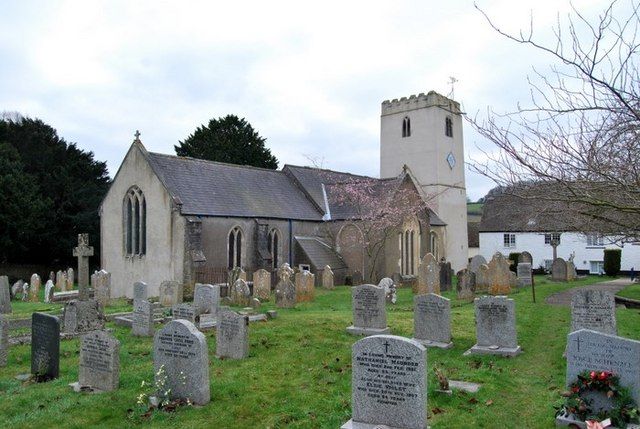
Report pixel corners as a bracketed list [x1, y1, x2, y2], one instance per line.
[268, 228, 281, 270]
[228, 227, 243, 270]
[402, 116, 411, 138]
[445, 116, 453, 137]
[124, 186, 146, 256]
[430, 231, 439, 260]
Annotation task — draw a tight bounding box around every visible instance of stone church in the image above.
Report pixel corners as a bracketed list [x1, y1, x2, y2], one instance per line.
[100, 91, 468, 298]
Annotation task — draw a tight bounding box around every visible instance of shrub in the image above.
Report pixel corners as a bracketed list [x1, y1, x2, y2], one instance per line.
[603, 249, 622, 277]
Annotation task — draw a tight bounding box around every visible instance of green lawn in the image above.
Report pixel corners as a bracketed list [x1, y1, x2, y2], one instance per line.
[616, 283, 640, 301]
[0, 275, 635, 428]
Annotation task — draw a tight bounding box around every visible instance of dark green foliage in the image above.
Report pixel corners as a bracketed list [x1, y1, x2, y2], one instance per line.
[508, 252, 521, 273]
[604, 249, 622, 276]
[175, 114, 279, 169]
[0, 117, 110, 265]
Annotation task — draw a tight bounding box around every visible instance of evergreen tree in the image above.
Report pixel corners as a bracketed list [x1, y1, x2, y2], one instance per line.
[175, 115, 279, 169]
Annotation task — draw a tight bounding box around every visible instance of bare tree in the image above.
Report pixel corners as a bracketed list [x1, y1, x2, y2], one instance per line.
[470, 1, 640, 240]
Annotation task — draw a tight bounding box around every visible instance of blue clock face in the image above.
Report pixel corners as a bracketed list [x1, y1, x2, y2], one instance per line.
[447, 152, 456, 169]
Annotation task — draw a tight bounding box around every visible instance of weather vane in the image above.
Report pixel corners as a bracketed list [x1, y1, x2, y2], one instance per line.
[448, 76, 458, 100]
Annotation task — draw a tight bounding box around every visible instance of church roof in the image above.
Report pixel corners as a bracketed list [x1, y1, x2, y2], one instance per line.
[294, 236, 348, 270]
[146, 152, 323, 220]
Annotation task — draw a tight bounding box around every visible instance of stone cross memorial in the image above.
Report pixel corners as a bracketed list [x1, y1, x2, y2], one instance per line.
[417, 253, 440, 295]
[413, 293, 453, 349]
[216, 309, 249, 360]
[0, 315, 8, 367]
[91, 270, 111, 308]
[193, 283, 220, 319]
[73, 233, 94, 300]
[571, 290, 617, 335]
[341, 335, 427, 429]
[465, 296, 521, 357]
[322, 265, 334, 290]
[132, 299, 154, 337]
[31, 313, 60, 381]
[346, 284, 390, 336]
[76, 330, 120, 392]
[0, 276, 11, 314]
[153, 319, 210, 405]
[159, 280, 183, 307]
[252, 269, 271, 300]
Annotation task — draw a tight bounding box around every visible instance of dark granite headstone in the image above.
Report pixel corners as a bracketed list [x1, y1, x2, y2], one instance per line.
[31, 313, 60, 381]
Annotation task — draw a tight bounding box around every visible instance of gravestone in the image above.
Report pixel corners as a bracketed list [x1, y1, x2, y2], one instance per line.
[31, 313, 60, 381]
[566, 330, 640, 405]
[518, 251, 533, 265]
[469, 255, 487, 274]
[295, 271, 315, 302]
[133, 281, 148, 302]
[11, 280, 24, 299]
[29, 273, 41, 302]
[475, 264, 489, 292]
[0, 276, 11, 313]
[172, 303, 196, 323]
[21, 282, 29, 301]
[193, 283, 220, 318]
[77, 330, 120, 392]
[417, 253, 440, 295]
[571, 290, 617, 335]
[322, 265, 334, 290]
[456, 269, 475, 300]
[153, 319, 210, 405]
[275, 266, 296, 308]
[346, 284, 390, 336]
[413, 293, 453, 349]
[62, 299, 106, 334]
[352, 270, 363, 286]
[487, 252, 512, 295]
[252, 269, 271, 300]
[159, 280, 183, 307]
[44, 280, 55, 303]
[216, 309, 249, 359]
[0, 316, 7, 366]
[516, 263, 532, 288]
[91, 270, 111, 308]
[439, 261, 453, 291]
[552, 258, 569, 281]
[132, 299, 154, 337]
[341, 335, 427, 429]
[56, 270, 66, 291]
[73, 233, 94, 300]
[379, 277, 397, 304]
[566, 261, 578, 281]
[465, 296, 521, 357]
[230, 279, 251, 307]
[66, 267, 74, 291]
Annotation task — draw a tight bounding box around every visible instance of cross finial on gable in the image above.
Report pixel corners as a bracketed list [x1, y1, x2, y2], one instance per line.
[134, 130, 141, 141]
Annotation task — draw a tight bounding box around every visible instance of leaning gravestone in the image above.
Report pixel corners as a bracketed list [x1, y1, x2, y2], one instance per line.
[341, 335, 427, 429]
[159, 280, 182, 307]
[275, 267, 296, 308]
[571, 290, 617, 335]
[465, 296, 521, 357]
[469, 255, 487, 274]
[552, 258, 569, 282]
[132, 299, 154, 337]
[346, 284, 390, 336]
[487, 253, 512, 295]
[456, 269, 475, 300]
[230, 279, 251, 307]
[31, 313, 60, 381]
[216, 309, 249, 359]
[0, 316, 8, 366]
[252, 269, 271, 300]
[76, 330, 120, 392]
[73, 233, 94, 300]
[439, 261, 453, 292]
[172, 303, 196, 323]
[295, 271, 315, 302]
[0, 276, 11, 314]
[153, 319, 210, 405]
[414, 293, 453, 349]
[516, 262, 532, 288]
[322, 265, 334, 290]
[62, 299, 106, 334]
[417, 253, 440, 295]
[193, 283, 220, 318]
[91, 270, 111, 308]
[29, 273, 41, 302]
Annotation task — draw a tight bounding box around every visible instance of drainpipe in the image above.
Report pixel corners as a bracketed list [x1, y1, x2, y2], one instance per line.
[288, 219, 293, 265]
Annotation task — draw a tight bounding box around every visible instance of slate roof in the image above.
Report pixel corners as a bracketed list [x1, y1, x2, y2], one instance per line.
[295, 236, 348, 270]
[146, 152, 323, 220]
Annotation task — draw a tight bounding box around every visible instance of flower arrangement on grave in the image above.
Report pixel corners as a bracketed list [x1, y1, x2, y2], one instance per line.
[556, 370, 639, 428]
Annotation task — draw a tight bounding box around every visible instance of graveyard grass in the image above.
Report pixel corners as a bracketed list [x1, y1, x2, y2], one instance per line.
[1, 276, 638, 428]
[616, 283, 640, 301]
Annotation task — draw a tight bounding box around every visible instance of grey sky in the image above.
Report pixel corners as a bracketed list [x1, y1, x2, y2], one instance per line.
[0, 0, 614, 200]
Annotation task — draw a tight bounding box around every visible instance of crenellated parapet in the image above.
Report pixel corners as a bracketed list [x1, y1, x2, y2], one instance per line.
[381, 91, 461, 116]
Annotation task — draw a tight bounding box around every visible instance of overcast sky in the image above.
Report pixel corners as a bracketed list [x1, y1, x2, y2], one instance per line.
[0, 0, 615, 200]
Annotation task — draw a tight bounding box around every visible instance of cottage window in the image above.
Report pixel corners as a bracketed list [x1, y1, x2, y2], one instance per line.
[503, 233, 516, 248]
[586, 234, 604, 246]
[124, 186, 146, 256]
[228, 227, 243, 269]
[544, 233, 561, 245]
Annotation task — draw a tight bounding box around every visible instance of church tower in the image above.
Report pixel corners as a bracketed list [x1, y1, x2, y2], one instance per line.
[380, 91, 468, 271]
